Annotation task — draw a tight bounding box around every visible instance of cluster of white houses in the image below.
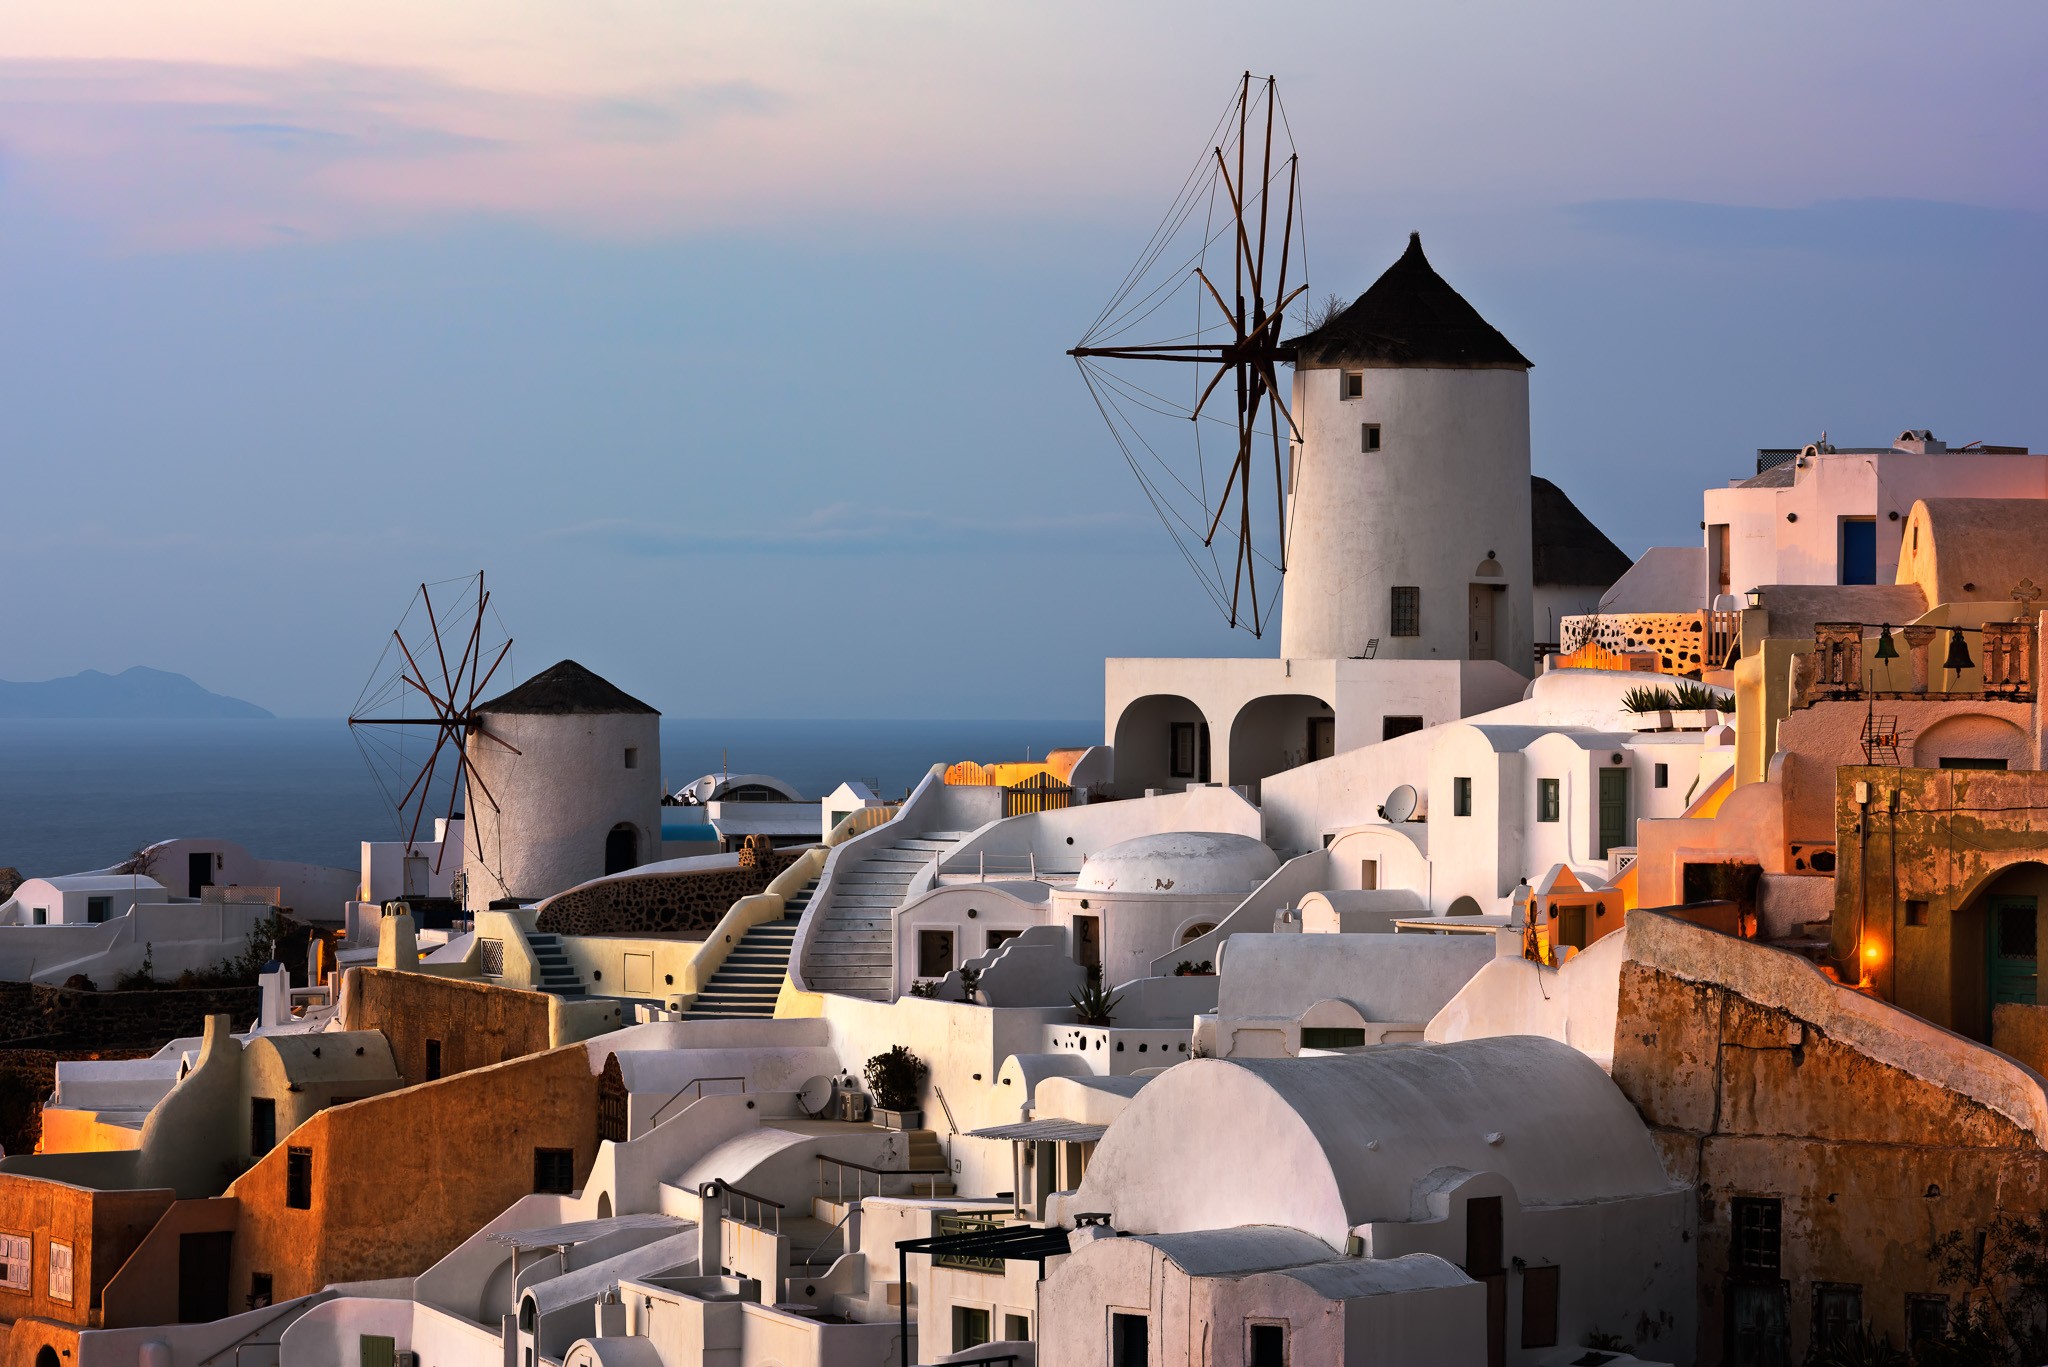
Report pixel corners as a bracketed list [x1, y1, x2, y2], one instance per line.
[8, 233, 2048, 1367]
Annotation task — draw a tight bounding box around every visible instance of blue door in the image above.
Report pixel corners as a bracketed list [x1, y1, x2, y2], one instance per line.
[1841, 519, 1877, 585]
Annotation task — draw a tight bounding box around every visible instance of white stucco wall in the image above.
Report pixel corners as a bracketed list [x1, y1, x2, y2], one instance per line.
[464, 709, 663, 910]
[1702, 446, 2048, 602]
[1281, 364, 1533, 669]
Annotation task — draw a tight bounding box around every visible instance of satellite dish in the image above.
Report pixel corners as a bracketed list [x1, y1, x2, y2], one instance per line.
[1381, 784, 1419, 824]
[797, 1074, 836, 1118]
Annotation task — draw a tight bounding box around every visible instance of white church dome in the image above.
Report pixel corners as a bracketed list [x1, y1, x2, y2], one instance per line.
[1075, 832, 1279, 897]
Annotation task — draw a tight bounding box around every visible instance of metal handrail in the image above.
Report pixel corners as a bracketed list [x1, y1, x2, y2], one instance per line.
[816, 1154, 949, 1204]
[797, 1203, 857, 1269]
[194, 1292, 329, 1367]
[713, 1178, 784, 1234]
[932, 1085, 959, 1136]
[651, 1075, 747, 1128]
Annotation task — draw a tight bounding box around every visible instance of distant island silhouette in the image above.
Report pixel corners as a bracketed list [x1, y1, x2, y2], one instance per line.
[0, 667, 272, 719]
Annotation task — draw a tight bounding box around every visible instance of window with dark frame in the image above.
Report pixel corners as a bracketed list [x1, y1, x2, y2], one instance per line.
[1453, 777, 1472, 817]
[1654, 762, 1669, 789]
[249, 1273, 273, 1309]
[1537, 778, 1560, 823]
[1111, 1312, 1149, 1367]
[534, 1147, 575, 1194]
[1382, 715, 1424, 741]
[1731, 1197, 1781, 1276]
[1342, 370, 1363, 399]
[250, 1097, 276, 1156]
[1905, 1294, 1948, 1346]
[918, 929, 955, 979]
[1360, 423, 1381, 453]
[1005, 1313, 1030, 1341]
[952, 1307, 991, 1351]
[87, 896, 111, 923]
[1248, 1322, 1287, 1367]
[1521, 1264, 1560, 1347]
[1813, 1283, 1863, 1348]
[285, 1146, 313, 1209]
[1390, 586, 1420, 637]
[1300, 1027, 1366, 1049]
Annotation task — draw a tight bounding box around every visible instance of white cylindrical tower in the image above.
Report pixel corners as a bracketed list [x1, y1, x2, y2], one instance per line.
[461, 659, 662, 910]
[1280, 233, 1534, 671]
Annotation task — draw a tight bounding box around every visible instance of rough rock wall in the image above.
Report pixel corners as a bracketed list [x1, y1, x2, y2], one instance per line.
[1612, 958, 2048, 1365]
[532, 848, 801, 937]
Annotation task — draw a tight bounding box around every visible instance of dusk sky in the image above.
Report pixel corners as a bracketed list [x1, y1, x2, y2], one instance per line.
[2, 3, 2043, 720]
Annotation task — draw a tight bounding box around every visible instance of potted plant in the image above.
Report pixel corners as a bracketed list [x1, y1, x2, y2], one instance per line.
[1670, 680, 1733, 730]
[1621, 685, 1677, 732]
[863, 1046, 928, 1129]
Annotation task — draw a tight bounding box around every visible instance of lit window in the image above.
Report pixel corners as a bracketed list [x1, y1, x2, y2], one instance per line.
[1361, 423, 1381, 453]
[0, 1233, 28, 1291]
[1342, 371, 1363, 399]
[1453, 777, 1473, 817]
[1390, 586, 1420, 637]
[1537, 779, 1560, 823]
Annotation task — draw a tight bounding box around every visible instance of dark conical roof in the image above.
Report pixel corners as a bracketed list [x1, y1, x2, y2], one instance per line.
[1531, 477, 1632, 589]
[478, 660, 658, 716]
[1288, 232, 1530, 370]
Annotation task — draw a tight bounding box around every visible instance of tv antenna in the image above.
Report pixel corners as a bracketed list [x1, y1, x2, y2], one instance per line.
[1069, 73, 1310, 637]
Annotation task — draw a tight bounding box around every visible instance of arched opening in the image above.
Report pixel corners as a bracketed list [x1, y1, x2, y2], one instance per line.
[520, 1294, 538, 1334]
[596, 1191, 612, 1219]
[1227, 694, 1335, 802]
[1111, 694, 1210, 796]
[603, 824, 639, 875]
[36, 1348, 59, 1367]
[1178, 921, 1216, 946]
[1447, 895, 1483, 917]
[1949, 862, 2048, 1042]
[1912, 713, 2029, 771]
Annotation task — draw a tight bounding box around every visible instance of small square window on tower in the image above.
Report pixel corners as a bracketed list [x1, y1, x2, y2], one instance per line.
[1361, 423, 1381, 453]
[623, 747, 639, 769]
[1342, 370, 1363, 399]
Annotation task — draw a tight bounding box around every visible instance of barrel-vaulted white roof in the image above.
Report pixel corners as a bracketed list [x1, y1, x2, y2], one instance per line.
[1071, 1036, 1674, 1251]
[1076, 831, 1280, 896]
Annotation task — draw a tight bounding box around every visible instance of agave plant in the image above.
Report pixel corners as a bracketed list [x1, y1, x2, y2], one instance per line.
[1071, 983, 1124, 1026]
[1622, 686, 1681, 714]
[1672, 680, 1735, 711]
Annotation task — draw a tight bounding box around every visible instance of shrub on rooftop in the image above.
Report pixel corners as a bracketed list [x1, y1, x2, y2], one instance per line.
[863, 1045, 928, 1112]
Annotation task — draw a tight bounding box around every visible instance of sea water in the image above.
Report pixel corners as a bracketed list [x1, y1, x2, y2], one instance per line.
[0, 717, 1094, 878]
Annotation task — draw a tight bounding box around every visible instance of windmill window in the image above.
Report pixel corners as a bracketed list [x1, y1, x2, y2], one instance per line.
[1360, 423, 1381, 453]
[1342, 370, 1363, 399]
[1390, 586, 1420, 637]
[623, 747, 639, 769]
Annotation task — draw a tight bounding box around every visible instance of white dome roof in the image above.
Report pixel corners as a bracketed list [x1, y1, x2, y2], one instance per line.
[1075, 831, 1279, 897]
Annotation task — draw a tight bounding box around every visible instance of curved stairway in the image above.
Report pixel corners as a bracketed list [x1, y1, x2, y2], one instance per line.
[685, 878, 819, 1019]
[804, 831, 969, 1000]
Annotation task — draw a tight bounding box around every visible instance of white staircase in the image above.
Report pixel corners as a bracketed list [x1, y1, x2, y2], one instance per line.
[804, 831, 969, 999]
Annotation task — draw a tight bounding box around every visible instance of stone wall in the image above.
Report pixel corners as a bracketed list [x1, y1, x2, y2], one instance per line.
[532, 847, 801, 937]
[1612, 917, 2048, 1364]
[1561, 611, 1726, 677]
[0, 982, 260, 1050]
[340, 969, 555, 1087]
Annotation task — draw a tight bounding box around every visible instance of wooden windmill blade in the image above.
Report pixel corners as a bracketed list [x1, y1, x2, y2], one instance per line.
[1068, 73, 1309, 637]
[347, 572, 517, 880]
